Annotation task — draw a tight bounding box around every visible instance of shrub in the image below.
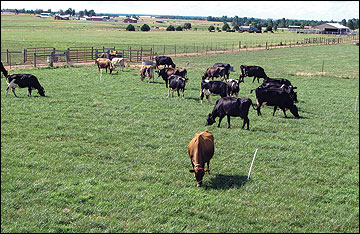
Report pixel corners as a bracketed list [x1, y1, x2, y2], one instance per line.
[140, 24, 150, 31]
[208, 25, 215, 32]
[126, 24, 135, 31]
[176, 26, 183, 31]
[166, 25, 175, 31]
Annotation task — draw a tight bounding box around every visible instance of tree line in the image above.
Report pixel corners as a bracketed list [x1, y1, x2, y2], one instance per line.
[2, 8, 359, 30]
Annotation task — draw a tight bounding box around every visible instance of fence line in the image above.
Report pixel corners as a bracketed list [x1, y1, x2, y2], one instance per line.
[2, 35, 358, 67]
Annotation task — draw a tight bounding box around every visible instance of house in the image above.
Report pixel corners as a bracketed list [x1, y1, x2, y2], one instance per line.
[54, 14, 70, 20]
[312, 23, 352, 35]
[124, 18, 138, 23]
[79, 16, 108, 21]
[37, 13, 52, 18]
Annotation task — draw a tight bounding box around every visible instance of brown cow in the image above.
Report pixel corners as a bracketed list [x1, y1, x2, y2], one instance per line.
[140, 65, 154, 82]
[95, 58, 113, 74]
[188, 130, 215, 187]
[202, 67, 227, 81]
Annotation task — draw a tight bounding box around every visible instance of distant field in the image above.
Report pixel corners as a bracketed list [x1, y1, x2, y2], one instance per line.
[1, 14, 350, 53]
[1, 41, 358, 233]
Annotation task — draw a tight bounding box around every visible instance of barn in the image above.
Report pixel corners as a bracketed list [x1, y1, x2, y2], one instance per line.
[312, 23, 352, 35]
[124, 18, 138, 23]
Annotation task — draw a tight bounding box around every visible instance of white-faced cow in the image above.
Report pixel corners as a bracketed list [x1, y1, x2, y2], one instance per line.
[200, 79, 228, 104]
[252, 86, 300, 118]
[140, 65, 155, 82]
[205, 96, 255, 129]
[6, 74, 45, 97]
[188, 130, 214, 187]
[239, 65, 268, 83]
[155, 56, 176, 69]
[226, 79, 241, 97]
[167, 75, 188, 99]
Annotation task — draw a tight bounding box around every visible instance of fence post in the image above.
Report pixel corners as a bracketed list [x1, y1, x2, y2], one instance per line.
[23, 49, 26, 63]
[140, 47, 143, 61]
[129, 47, 132, 62]
[266, 41, 268, 50]
[91, 47, 94, 60]
[66, 50, 69, 64]
[239, 41, 241, 50]
[6, 49, 9, 64]
[33, 53, 36, 67]
[174, 44, 176, 57]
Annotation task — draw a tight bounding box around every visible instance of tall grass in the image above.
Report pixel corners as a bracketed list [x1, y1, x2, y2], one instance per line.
[1, 42, 359, 232]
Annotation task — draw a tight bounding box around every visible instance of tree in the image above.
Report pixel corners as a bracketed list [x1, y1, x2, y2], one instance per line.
[184, 23, 191, 30]
[176, 26, 183, 31]
[341, 19, 347, 26]
[88, 10, 96, 17]
[347, 19, 355, 30]
[166, 25, 175, 31]
[265, 25, 273, 32]
[222, 22, 230, 31]
[208, 25, 215, 31]
[126, 24, 135, 31]
[140, 24, 150, 31]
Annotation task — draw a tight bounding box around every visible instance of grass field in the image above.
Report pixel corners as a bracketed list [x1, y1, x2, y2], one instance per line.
[1, 42, 359, 232]
[1, 14, 351, 53]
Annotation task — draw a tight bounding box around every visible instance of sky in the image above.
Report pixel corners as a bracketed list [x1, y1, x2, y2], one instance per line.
[1, 1, 359, 21]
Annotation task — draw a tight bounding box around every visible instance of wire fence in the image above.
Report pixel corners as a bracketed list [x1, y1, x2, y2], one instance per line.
[2, 35, 358, 68]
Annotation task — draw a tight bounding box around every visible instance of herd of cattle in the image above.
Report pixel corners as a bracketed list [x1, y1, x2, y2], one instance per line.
[1, 54, 300, 187]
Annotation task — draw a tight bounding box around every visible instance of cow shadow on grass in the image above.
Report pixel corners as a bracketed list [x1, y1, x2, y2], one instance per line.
[204, 174, 249, 190]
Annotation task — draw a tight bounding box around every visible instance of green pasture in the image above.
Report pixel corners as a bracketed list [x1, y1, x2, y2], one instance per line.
[1, 14, 350, 54]
[1, 42, 359, 232]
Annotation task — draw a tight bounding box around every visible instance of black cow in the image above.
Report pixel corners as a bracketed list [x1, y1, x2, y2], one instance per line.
[260, 78, 298, 103]
[205, 96, 255, 129]
[167, 75, 188, 99]
[6, 74, 45, 97]
[263, 77, 294, 87]
[226, 79, 241, 97]
[239, 65, 268, 83]
[252, 87, 299, 118]
[155, 56, 176, 69]
[202, 67, 227, 80]
[213, 63, 231, 79]
[157, 67, 187, 88]
[1, 61, 8, 77]
[200, 79, 228, 104]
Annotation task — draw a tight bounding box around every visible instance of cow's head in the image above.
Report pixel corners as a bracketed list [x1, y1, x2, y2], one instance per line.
[205, 113, 216, 126]
[38, 87, 45, 96]
[189, 164, 210, 187]
[290, 105, 300, 118]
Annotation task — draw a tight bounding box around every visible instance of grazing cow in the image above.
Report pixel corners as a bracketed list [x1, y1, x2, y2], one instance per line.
[202, 67, 227, 81]
[167, 75, 188, 98]
[6, 74, 45, 97]
[252, 87, 300, 118]
[1, 61, 8, 77]
[200, 79, 228, 104]
[213, 63, 232, 79]
[239, 65, 268, 83]
[188, 130, 214, 187]
[157, 67, 187, 88]
[205, 96, 255, 129]
[258, 82, 298, 103]
[263, 77, 294, 87]
[155, 56, 176, 69]
[95, 58, 113, 74]
[111, 58, 125, 72]
[226, 79, 241, 97]
[140, 65, 155, 82]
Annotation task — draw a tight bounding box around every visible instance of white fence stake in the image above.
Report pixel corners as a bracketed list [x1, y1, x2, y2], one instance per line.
[355, 96, 358, 113]
[247, 148, 258, 180]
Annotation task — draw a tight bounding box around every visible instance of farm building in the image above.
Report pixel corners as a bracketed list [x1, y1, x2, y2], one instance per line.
[312, 23, 352, 35]
[54, 14, 70, 20]
[124, 18, 138, 23]
[79, 16, 108, 21]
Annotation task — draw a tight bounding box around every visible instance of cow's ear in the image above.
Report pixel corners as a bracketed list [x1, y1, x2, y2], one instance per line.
[189, 169, 195, 173]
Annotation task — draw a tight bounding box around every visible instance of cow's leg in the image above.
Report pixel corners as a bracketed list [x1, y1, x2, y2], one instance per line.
[206, 161, 210, 175]
[218, 115, 224, 127]
[181, 89, 185, 99]
[227, 115, 231, 128]
[206, 95, 212, 105]
[177, 89, 180, 97]
[28, 88, 32, 97]
[252, 77, 256, 83]
[242, 117, 250, 130]
[282, 108, 288, 118]
[200, 92, 204, 104]
[6, 80, 17, 97]
[273, 106, 278, 116]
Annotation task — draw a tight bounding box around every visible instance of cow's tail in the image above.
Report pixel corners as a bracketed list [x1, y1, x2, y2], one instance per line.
[248, 98, 257, 110]
[250, 89, 256, 94]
